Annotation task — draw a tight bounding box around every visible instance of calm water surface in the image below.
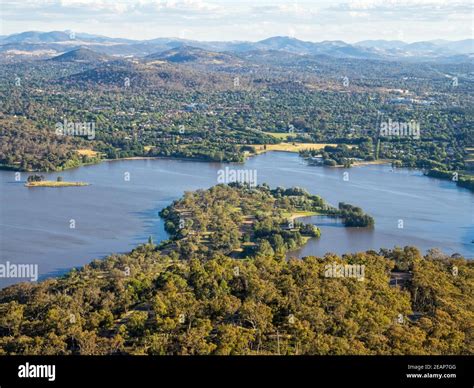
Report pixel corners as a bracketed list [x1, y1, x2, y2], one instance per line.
[0, 152, 472, 287]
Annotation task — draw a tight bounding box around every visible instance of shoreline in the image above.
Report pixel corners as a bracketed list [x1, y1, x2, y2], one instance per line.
[332, 159, 392, 168]
[2, 171, 473, 289]
[25, 181, 90, 187]
[3, 151, 472, 193]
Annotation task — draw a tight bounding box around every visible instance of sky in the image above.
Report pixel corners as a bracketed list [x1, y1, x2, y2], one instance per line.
[1, 0, 473, 43]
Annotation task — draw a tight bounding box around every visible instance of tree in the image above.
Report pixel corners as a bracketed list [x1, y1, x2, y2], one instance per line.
[0, 301, 24, 336]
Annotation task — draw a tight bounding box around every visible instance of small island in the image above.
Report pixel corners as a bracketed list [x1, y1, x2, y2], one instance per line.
[158, 183, 373, 260]
[24, 174, 89, 187]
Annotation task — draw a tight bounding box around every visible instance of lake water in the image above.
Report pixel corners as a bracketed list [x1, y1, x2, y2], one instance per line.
[0, 152, 473, 288]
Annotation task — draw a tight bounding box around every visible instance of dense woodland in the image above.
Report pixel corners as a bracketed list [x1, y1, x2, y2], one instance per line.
[159, 184, 371, 259]
[0, 50, 472, 191]
[0, 185, 471, 355]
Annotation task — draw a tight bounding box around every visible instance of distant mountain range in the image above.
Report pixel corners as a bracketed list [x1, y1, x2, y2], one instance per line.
[145, 45, 241, 65]
[1, 31, 473, 63]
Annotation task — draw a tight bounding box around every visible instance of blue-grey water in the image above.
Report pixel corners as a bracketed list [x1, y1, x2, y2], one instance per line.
[0, 152, 473, 288]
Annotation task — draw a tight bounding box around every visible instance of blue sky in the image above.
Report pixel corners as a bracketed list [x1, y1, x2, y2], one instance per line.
[1, 0, 472, 42]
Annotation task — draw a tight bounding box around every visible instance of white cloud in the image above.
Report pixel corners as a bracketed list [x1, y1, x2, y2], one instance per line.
[4, 0, 221, 14]
[1, 0, 472, 42]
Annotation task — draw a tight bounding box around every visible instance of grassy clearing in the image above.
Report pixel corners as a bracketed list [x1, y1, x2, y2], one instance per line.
[281, 211, 320, 220]
[250, 142, 340, 154]
[76, 149, 99, 157]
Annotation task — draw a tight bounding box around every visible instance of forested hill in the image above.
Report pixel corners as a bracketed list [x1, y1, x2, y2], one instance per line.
[0, 185, 472, 355]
